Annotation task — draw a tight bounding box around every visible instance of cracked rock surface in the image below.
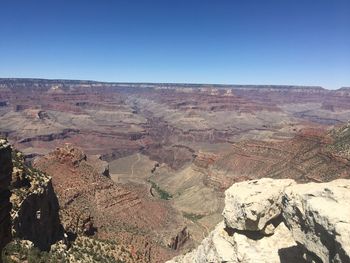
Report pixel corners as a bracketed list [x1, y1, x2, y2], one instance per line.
[168, 178, 350, 263]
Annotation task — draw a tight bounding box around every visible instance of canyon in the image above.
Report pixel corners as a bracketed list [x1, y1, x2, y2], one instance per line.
[1, 78, 350, 262]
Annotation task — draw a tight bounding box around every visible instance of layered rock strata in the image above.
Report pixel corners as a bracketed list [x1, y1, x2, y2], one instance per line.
[0, 139, 12, 258]
[168, 178, 350, 263]
[34, 144, 186, 262]
[0, 142, 146, 262]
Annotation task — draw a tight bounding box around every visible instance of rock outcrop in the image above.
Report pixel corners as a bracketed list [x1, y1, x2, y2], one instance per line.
[168, 227, 191, 250]
[0, 139, 12, 257]
[168, 178, 350, 263]
[283, 180, 350, 263]
[223, 178, 295, 232]
[10, 150, 64, 251]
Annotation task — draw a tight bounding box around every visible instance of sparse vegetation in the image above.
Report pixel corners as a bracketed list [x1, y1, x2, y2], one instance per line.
[327, 123, 350, 159]
[183, 212, 204, 222]
[2, 237, 136, 263]
[2, 240, 50, 263]
[148, 179, 173, 200]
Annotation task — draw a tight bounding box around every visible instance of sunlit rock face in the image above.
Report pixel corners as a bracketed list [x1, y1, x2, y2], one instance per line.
[168, 178, 350, 263]
[223, 178, 295, 231]
[282, 180, 350, 263]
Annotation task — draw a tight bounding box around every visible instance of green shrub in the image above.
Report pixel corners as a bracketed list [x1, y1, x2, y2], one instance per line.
[183, 212, 204, 221]
[148, 180, 172, 200]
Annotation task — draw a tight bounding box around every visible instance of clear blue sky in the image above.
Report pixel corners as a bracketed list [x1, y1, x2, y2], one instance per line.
[0, 0, 349, 89]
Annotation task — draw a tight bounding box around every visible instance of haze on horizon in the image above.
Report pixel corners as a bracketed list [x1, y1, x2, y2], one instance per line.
[0, 0, 349, 89]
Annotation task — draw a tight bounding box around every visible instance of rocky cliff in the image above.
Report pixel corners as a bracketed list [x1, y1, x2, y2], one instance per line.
[10, 150, 64, 250]
[0, 139, 12, 258]
[2, 143, 142, 262]
[1, 139, 67, 260]
[168, 178, 350, 263]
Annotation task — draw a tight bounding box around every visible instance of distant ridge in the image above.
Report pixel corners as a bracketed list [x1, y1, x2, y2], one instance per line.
[0, 77, 327, 90]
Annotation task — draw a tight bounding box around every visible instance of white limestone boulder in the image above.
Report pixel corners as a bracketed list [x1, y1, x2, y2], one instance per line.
[223, 178, 295, 231]
[167, 221, 299, 263]
[282, 179, 350, 263]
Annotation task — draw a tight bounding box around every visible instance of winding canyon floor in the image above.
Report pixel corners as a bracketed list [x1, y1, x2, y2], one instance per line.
[1, 78, 350, 261]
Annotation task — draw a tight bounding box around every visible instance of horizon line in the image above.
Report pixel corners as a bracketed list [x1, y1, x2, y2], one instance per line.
[1, 76, 348, 91]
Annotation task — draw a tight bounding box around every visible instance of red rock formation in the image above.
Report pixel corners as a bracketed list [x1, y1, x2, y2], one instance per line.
[203, 127, 350, 190]
[34, 144, 183, 262]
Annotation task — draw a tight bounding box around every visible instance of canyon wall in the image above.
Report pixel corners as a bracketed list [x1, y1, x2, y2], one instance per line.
[0, 139, 12, 259]
[10, 150, 64, 251]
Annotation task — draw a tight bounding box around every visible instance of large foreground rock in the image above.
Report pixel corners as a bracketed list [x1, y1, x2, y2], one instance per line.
[168, 178, 350, 263]
[283, 180, 350, 263]
[169, 221, 300, 263]
[223, 178, 295, 231]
